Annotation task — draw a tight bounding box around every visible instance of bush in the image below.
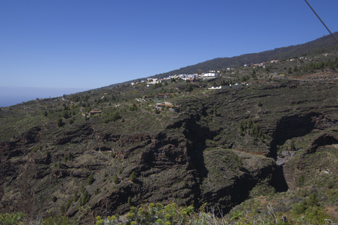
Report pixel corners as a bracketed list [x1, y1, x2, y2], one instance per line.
[87, 173, 94, 185]
[130, 103, 138, 111]
[65, 199, 72, 211]
[56, 118, 63, 127]
[62, 111, 70, 119]
[74, 190, 79, 202]
[113, 174, 119, 184]
[37, 215, 71, 225]
[95, 187, 100, 195]
[297, 174, 305, 187]
[129, 171, 137, 183]
[0, 212, 25, 225]
[80, 190, 90, 206]
[96, 203, 201, 225]
[185, 83, 193, 92]
[293, 193, 319, 215]
[103, 111, 121, 123]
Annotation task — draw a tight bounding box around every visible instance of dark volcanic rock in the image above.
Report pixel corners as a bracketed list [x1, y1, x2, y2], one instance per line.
[306, 133, 338, 154]
[20, 126, 41, 144]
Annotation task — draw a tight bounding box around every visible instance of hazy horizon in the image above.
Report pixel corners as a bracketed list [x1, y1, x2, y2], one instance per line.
[0, 86, 89, 107]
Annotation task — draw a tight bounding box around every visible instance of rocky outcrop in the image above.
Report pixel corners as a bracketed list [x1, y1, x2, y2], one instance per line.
[19, 126, 41, 144]
[306, 133, 338, 154]
[54, 123, 94, 144]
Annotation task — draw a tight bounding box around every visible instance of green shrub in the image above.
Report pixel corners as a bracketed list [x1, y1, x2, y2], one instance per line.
[293, 201, 307, 214]
[96, 203, 197, 225]
[38, 215, 71, 225]
[80, 184, 85, 194]
[32, 145, 42, 152]
[297, 174, 305, 187]
[103, 111, 121, 123]
[60, 205, 66, 214]
[0, 212, 25, 225]
[113, 174, 119, 184]
[74, 190, 79, 202]
[130, 103, 138, 111]
[62, 111, 70, 119]
[56, 118, 63, 127]
[67, 152, 73, 161]
[95, 187, 100, 195]
[185, 83, 193, 92]
[290, 138, 296, 150]
[65, 199, 73, 211]
[80, 190, 90, 206]
[87, 173, 94, 185]
[129, 171, 137, 183]
[293, 193, 319, 215]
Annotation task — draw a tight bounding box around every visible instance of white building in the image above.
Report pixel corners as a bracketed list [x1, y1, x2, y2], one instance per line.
[202, 72, 217, 77]
[208, 86, 227, 90]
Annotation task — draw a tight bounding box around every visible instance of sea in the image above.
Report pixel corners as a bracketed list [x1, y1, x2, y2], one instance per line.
[0, 87, 89, 107]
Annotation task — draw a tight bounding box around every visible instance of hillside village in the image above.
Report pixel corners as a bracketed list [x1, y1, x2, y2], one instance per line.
[129, 51, 337, 89]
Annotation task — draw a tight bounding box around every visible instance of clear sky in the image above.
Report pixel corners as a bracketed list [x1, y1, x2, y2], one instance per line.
[1, 0, 338, 90]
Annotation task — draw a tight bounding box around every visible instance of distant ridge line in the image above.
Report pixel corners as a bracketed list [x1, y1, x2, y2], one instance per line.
[103, 31, 338, 89]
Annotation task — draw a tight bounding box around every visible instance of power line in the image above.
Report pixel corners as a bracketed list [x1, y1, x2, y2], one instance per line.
[304, 0, 338, 45]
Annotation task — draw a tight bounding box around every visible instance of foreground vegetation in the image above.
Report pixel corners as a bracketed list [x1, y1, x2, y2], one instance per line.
[1, 198, 334, 225]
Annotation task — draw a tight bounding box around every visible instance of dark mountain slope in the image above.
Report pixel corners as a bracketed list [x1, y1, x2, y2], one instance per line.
[151, 32, 338, 78]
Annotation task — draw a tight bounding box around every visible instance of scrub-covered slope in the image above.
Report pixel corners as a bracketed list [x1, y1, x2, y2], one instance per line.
[1, 75, 338, 223]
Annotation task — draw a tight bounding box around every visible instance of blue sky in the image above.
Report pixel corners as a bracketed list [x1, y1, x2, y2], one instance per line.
[1, 0, 338, 90]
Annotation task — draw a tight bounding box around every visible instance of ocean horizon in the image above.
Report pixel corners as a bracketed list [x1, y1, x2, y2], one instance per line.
[0, 86, 89, 107]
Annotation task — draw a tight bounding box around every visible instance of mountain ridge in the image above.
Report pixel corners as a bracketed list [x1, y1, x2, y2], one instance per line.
[151, 31, 338, 78]
[102, 31, 338, 89]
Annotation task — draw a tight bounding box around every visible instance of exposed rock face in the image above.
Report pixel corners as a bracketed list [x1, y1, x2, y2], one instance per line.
[200, 149, 276, 212]
[0, 115, 278, 223]
[20, 126, 42, 144]
[270, 112, 337, 156]
[270, 112, 338, 191]
[54, 123, 94, 144]
[306, 133, 338, 154]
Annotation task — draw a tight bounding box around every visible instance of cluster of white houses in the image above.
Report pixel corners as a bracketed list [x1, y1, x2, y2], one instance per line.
[131, 54, 323, 86]
[243, 60, 281, 69]
[131, 71, 219, 86]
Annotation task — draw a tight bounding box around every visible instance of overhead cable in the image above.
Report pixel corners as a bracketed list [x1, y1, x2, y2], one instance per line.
[304, 0, 338, 45]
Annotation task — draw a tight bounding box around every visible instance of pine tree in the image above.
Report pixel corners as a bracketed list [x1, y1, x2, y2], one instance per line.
[87, 173, 94, 185]
[56, 118, 62, 127]
[113, 174, 119, 184]
[129, 171, 137, 183]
